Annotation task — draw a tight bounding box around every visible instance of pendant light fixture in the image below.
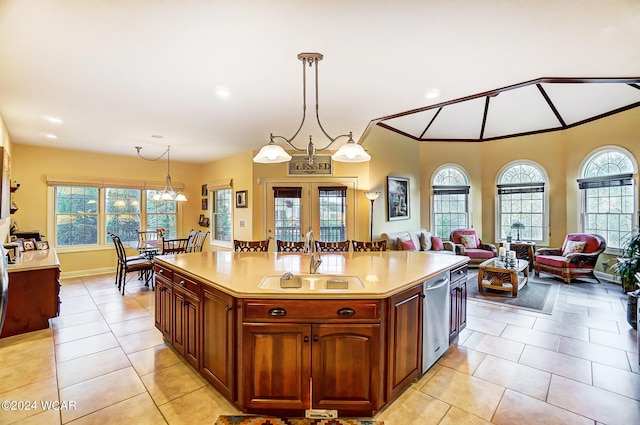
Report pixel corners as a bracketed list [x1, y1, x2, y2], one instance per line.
[253, 52, 371, 165]
[135, 145, 187, 202]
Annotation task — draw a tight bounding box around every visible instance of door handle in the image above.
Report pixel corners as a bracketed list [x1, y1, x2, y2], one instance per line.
[337, 308, 355, 316]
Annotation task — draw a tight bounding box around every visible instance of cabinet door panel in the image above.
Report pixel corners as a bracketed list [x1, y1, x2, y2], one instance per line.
[172, 290, 186, 354]
[183, 292, 200, 368]
[201, 287, 235, 400]
[242, 323, 310, 411]
[387, 285, 422, 401]
[312, 324, 381, 412]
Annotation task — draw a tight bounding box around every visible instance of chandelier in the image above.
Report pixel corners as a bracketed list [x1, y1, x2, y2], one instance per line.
[135, 145, 187, 202]
[253, 52, 371, 165]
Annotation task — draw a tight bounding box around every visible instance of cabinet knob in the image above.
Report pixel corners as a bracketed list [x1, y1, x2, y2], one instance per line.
[159, 269, 164, 275]
[313, 335, 319, 343]
[337, 308, 355, 316]
[179, 280, 186, 287]
[225, 305, 232, 312]
[268, 307, 287, 316]
[304, 336, 309, 343]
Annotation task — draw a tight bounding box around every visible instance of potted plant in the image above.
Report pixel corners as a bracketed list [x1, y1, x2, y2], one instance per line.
[611, 229, 640, 329]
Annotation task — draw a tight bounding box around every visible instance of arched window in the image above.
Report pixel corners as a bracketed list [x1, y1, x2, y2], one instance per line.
[431, 165, 470, 239]
[497, 162, 548, 243]
[578, 148, 637, 249]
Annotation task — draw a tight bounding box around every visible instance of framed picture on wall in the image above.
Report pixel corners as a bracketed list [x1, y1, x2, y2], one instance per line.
[387, 176, 410, 221]
[202, 198, 208, 210]
[236, 190, 247, 208]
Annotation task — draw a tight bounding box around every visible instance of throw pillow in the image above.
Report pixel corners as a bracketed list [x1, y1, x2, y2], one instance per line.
[563, 240, 586, 256]
[419, 232, 431, 251]
[398, 236, 416, 251]
[431, 236, 444, 251]
[460, 234, 477, 249]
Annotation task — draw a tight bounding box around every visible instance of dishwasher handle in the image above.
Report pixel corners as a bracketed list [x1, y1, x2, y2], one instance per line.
[424, 278, 449, 292]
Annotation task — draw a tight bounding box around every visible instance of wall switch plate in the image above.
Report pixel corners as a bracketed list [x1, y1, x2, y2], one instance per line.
[239, 220, 245, 227]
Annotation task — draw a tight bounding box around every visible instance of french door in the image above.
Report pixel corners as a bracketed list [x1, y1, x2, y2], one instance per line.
[265, 179, 357, 248]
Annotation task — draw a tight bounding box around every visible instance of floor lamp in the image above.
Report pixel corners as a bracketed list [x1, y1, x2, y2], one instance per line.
[365, 192, 381, 241]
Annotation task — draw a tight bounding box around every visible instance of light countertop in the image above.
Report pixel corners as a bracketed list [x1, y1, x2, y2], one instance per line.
[7, 249, 61, 273]
[154, 251, 468, 299]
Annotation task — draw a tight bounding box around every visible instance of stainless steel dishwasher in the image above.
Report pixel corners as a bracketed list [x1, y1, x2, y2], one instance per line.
[422, 273, 450, 372]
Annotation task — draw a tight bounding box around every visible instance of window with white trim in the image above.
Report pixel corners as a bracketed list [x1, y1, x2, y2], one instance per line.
[497, 163, 547, 242]
[212, 188, 232, 243]
[49, 175, 182, 248]
[431, 166, 470, 239]
[578, 148, 637, 250]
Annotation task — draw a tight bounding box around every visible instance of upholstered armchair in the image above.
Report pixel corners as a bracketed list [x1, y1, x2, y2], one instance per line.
[534, 233, 606, 283]
[449, 229, 497, 267]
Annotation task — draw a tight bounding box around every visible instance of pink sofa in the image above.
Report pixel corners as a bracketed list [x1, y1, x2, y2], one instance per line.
[534, 233, 606, 283]
[449, 229, 497, 267]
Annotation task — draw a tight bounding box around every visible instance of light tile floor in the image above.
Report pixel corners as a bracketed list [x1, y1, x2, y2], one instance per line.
[0, 273, 639, 424]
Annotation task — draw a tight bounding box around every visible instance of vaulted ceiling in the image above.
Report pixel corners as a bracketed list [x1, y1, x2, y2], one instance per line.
[0, 1, 639, 163]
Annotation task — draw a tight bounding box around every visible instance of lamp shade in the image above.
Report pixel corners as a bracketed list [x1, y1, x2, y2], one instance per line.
[331, 140, 371, 162]
[365, 191, 381, 201]
[253, 143, 292, 163]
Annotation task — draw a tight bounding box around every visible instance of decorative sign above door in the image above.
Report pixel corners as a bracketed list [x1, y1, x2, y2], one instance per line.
[287, 155, 333, 176]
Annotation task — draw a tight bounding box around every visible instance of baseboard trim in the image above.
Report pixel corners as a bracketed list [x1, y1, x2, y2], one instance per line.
[60, 267, 115, 279]
[594, 270, 619, 284]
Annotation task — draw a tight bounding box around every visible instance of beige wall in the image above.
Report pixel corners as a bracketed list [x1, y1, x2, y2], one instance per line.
[5, 107, 639, 275]
[0, 116, 11, 245]
[418, 107, 640, 248]
[11, 144, 203, 274]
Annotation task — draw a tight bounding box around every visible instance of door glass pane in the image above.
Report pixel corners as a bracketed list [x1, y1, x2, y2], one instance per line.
[318, 187, 346, 241]
[274, 187, 302, 242]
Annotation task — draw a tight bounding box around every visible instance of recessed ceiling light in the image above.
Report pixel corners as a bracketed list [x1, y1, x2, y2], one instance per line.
[151, 135, 164, 139]
[215, 86, 231, 98]
[45, 134, 58, 139]
[425, 88, 441, 100]
[43, 115, 63, 124]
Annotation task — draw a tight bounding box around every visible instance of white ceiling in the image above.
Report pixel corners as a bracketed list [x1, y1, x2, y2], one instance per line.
[0, 0, 639, 163]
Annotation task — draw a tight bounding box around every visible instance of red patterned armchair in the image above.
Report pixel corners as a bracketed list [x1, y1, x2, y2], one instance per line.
[534, 233, 606, 283]
[449, 229, 497, 267]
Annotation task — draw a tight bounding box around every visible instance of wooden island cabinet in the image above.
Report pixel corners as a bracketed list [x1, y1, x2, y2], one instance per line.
[153, 251, 467, 417]
[1, 249, 61, 338]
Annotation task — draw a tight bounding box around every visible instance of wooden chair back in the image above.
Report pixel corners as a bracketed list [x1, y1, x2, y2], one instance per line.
[188, 230, 209, 253]
[352, 240, 387, 252]
[276, 240, 305, 252]
[315, 240, 350, 252]
[234, 239, 270, 252]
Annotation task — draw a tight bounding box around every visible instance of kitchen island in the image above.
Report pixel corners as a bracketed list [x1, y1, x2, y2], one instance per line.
[154, 250, 468, 417]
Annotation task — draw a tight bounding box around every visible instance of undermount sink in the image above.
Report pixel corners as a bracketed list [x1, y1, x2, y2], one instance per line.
[258, 274, 364, 291]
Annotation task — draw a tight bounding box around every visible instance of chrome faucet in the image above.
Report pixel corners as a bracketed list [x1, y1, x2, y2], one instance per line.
[305, 228, 322, 274]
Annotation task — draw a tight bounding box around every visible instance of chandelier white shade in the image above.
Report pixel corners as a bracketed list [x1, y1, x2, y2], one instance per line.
[252, 141, 292, 163]
[253, 52, 371, 165]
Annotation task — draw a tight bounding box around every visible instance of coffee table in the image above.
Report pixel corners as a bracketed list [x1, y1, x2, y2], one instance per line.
[478, 258, 529, 296]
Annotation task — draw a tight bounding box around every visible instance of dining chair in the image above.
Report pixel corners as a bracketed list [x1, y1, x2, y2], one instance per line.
[234, 239, 270, 252]
[110, 233, 154, 294]
[190, 230, 209, 252]
[315, 240, 350, 252]
[186, 229, 199, 252]
[352, 240, 387, 252]
[162, 238, 190, 255]
[276, 240, 305, 252]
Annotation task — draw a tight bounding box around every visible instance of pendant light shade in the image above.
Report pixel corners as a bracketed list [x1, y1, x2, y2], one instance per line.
[252, 141, 292, 163]
[136, 145, 188, 202]
[331, 138, 371, 163]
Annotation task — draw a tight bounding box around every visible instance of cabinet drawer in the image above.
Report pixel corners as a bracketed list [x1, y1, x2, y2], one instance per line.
[173, 272, 199, 295]
[154, 265, 173, 281]
[450, 264, 468, 283]
[242, 299, 381, 322]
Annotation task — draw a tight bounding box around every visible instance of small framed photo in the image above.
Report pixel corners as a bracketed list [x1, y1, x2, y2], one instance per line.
[36, 240, 50, 250]
[201, 184, 208, 196]
[235, 190, 248, 208]
[387, 176, 410, 221]
[201, 198, 208, 210]
[198, 214, 210, 227]
[22, 238, 37, 251]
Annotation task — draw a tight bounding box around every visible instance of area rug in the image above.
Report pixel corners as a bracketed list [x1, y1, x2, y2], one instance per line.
[466, 271, 559, 314]
[214, 417, 382, 425]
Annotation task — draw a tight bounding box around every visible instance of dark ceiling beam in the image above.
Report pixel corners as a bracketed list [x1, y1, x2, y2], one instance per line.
[479, 96, 491, 141]
[536, 83, 567, 128]
[418, 107, 442, 139]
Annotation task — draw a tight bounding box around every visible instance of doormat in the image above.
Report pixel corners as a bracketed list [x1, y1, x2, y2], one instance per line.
[214, 417, 383, 425]
[467, 271, 559, 314]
